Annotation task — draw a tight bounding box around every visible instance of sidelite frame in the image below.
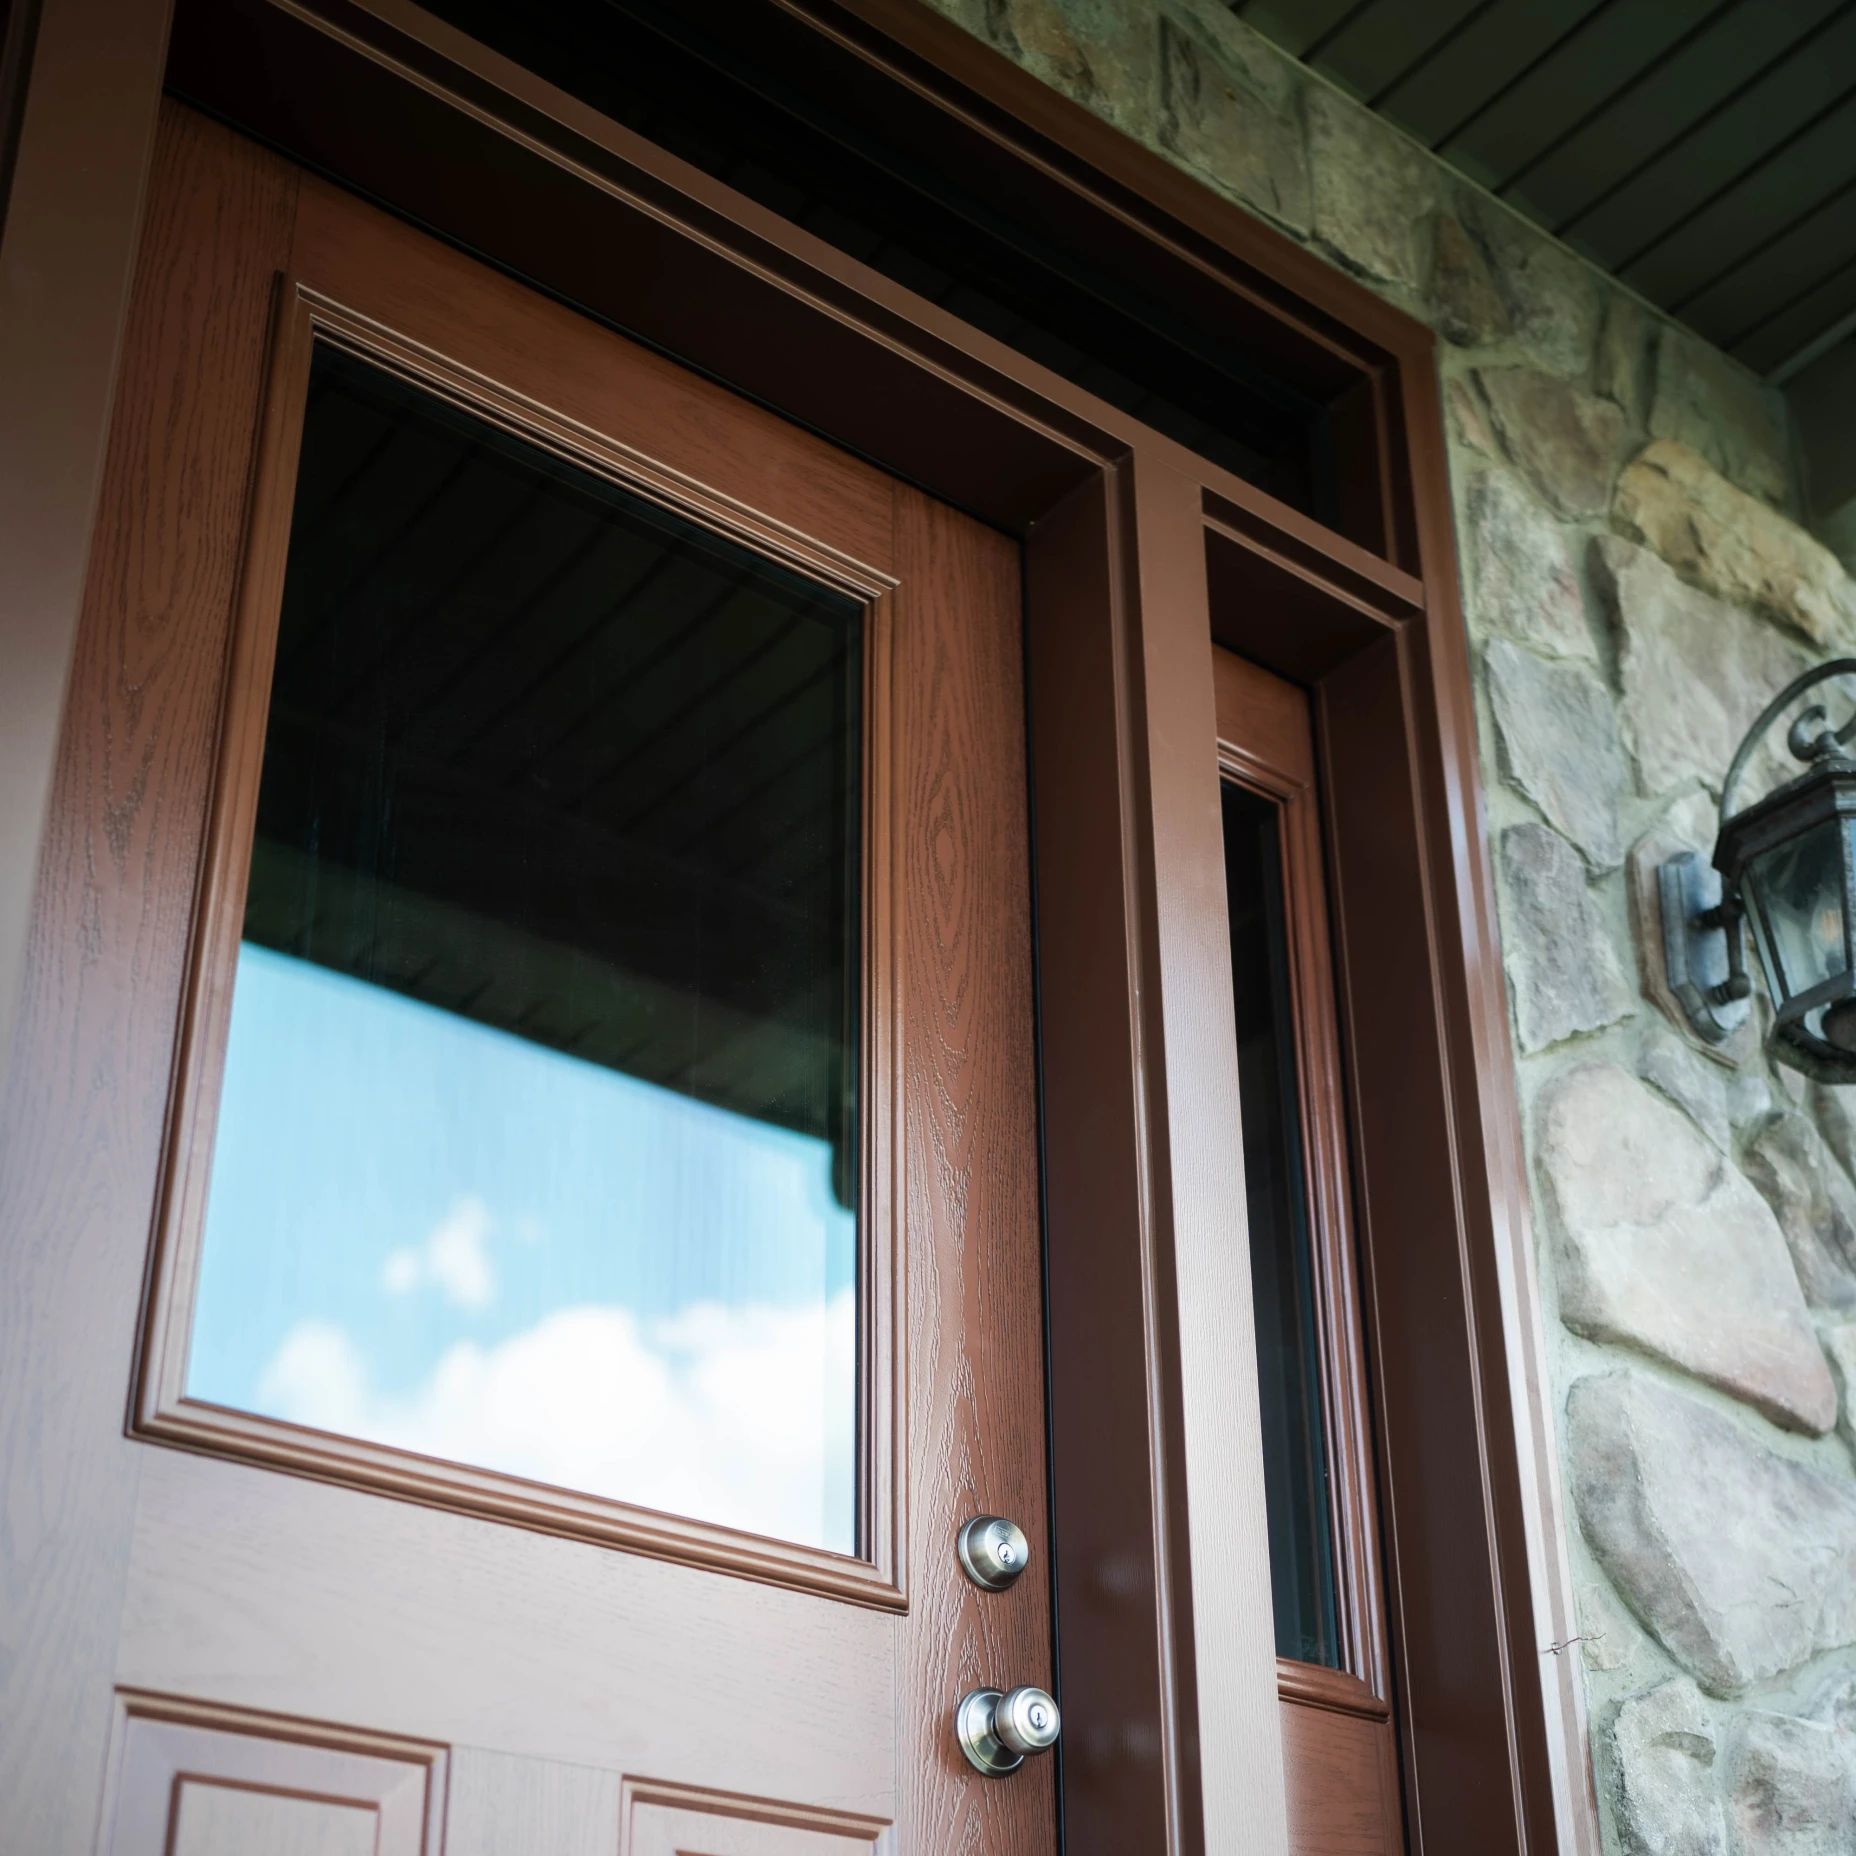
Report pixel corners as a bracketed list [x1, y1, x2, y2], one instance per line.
[134, 259, 909, 1606]
[1213, 647, 1402, 1852]
[0, 0, 1601, 1851]
[1213, 648, 1386, 1701]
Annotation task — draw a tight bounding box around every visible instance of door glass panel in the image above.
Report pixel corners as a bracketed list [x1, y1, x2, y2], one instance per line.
[188, 342, 863, 1555]
[1221, 781, 1340, 1667]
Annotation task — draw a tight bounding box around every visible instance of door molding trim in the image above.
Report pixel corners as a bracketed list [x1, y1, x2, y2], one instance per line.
[617, 1774, 893, 1856]
[130, 244, 911, 1608]
[98, 1690, 449, 1856]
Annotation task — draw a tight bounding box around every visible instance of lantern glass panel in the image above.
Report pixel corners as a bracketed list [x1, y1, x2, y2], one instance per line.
[1747, 817, 1848, 1002]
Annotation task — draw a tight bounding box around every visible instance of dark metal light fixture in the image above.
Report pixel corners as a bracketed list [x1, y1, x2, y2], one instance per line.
[1663, 659, 1856, 1080]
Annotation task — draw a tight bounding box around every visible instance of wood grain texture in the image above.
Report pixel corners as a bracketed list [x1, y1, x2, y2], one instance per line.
[0, 102, 296, 1856]
[1128, 454, 1289, 1856]
[622, 1776, 890, 1856]
[174, 1786, 378, 1856]
[134, 264, 315, 1443]
[1279, 1696, 1403, 1856]
[1213, 650, 1315, 788]
[445, 1747, 621, 1856]
[0, 0, 171, 1091]
[288, 170, 895, 576]
[1025, 471, 1181, 1856]
[169, 0, 1110, 530]
[1276, 1659, 1388, 1722]
[121, 1395, 901, 1811]
[890, 481, 1054, 1854]
[101, 1697, 443, 1856]
[264, 4, 1587, 1839]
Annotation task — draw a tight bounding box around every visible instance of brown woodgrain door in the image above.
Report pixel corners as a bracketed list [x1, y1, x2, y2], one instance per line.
[20, 101, 1053, 1856]
[1213, 648, 1406, 1856]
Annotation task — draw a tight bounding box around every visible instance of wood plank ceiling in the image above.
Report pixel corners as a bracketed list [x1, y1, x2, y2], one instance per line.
[1236, 0, 1856, 380]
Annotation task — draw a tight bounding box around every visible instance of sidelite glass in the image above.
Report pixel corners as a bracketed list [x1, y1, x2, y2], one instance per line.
[1221, 781, 1341, 1668]
[189, 343, 864, 1555]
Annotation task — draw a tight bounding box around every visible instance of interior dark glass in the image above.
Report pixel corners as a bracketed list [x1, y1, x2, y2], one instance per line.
[1220, 779, 1341, 1668]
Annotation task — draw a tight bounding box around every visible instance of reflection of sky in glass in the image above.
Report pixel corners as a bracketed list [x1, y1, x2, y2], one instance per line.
[191, 944, 857, 1554]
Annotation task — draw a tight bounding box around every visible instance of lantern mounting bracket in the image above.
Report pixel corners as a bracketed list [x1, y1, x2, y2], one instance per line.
[1659, 851, 1750, 1044]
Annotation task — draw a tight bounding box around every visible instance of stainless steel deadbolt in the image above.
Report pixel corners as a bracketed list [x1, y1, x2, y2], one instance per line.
[956, 1685, 1061, 1775]
[956, 1514, 1029, 1590]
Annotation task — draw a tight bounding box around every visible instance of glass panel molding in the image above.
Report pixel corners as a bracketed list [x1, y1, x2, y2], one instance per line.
[188, 342, 864, 1555]
[1221, 779, 1341, 1668]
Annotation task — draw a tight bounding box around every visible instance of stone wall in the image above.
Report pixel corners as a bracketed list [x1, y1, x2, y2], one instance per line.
[919, 1, 1856, 1849]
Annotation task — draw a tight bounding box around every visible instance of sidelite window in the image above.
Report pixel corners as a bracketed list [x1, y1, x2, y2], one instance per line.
[185, 343, 864, 1555]
[1211, 646, 1391, 1728]
[1224, 782, 1340, 1669]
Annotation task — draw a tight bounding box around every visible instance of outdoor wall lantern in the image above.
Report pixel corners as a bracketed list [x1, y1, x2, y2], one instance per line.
[1663, 659, 1856, 1081]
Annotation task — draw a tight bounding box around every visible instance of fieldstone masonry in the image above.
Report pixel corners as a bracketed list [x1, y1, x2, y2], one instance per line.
[1500, 828, 1630, 1054]
[1742, 1116, 1856, 1314]
[1609, 1679, 1725, 1856]
[916, 0, 1856, 1847]
[1487, 640, 1628, 871]
[1570, 1371, 1856, 1695]
[1593, 535, 1807, 802]
[1542, 1069, 1833, 1435]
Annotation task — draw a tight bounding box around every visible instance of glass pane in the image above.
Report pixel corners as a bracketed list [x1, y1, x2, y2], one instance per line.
[1221, 781, 1340, 1668]
[1749, 818, 1848, 1002]
[189, 342, 863, 1555]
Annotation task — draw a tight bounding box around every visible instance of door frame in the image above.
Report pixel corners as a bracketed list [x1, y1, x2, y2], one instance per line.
[0, 3, 1594, 1854]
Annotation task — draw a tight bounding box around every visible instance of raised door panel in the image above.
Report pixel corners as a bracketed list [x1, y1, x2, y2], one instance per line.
[622, 1778, 889, 1856]
[104, 1704, 442, 1856]
[444, 1747, 621, 1856]
[173, 1787, 376, 1856]
[1280, 1696, 1402, 1856]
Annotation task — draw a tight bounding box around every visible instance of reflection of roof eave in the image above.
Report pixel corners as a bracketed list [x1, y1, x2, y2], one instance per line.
[243, 837, 842, 1137]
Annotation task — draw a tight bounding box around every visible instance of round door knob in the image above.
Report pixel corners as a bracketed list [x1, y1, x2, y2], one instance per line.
[956, 1515, 1030, 1590]
[956, 1685, 1061, 1775]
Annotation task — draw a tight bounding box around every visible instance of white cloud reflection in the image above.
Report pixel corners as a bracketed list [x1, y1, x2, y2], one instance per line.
[256, 1287, 856, 1552]
[380, 1193, 498, 1308]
